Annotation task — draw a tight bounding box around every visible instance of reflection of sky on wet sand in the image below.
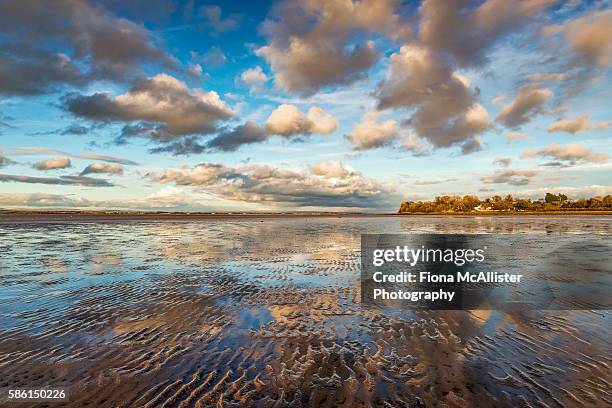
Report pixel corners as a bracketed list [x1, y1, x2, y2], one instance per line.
[0, 216, 610, 407]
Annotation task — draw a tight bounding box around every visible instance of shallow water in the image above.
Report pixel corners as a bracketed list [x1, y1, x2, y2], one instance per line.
[0, 216, 610, 407]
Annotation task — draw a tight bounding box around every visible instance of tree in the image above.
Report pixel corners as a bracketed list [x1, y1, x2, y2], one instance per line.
[545, 192, 559, 203]
[515, 199, 532, 211]
[575, 198, 588, 208]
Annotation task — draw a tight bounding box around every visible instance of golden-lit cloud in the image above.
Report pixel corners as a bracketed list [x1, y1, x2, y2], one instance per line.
[33, 157, 72, 171]
[542, 10, 612, 66]
[547, 115, 611, 134]
[239, 66, 269, 92]
[346, 112, 399, 150]
[80, 162, 124, 176]
[522, 143, 609, 164]
[376, 45, 490, 152]
[496, 85, 552, 128]
[64, 74, 234, 141]
[504, 132, 530, 143]
[265, 104, 338, 136]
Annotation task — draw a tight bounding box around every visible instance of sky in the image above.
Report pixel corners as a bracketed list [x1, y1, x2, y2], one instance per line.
[0, 0, 610, 212]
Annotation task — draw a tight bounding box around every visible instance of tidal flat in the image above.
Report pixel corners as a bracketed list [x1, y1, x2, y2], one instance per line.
[0, 216, 610, 407]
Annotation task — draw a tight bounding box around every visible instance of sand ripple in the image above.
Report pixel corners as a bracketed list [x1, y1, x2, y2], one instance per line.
[0, 216, 610, 407]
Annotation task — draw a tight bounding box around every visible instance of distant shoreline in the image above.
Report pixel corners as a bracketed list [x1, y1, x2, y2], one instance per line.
[0, 209, 611, 223]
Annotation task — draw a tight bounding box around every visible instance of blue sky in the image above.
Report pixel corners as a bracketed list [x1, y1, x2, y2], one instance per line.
[0, 0, 610, 212]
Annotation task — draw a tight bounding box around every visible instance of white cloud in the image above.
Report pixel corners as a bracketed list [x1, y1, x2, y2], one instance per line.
[481, 168, 539, 186]
[9, 147, 138, 165]
[311, 160, 353, 178]
[145, 160, 397, 209]
[0, 189, 216, 211]
[0, 149, 16, 167]
[492, 157, 511, 167]
[188, 63, 203, 77]
[487, 185, 612, 200]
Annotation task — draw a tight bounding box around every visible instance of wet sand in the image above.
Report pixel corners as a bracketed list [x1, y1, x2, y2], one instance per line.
[0, 216, 610, 407]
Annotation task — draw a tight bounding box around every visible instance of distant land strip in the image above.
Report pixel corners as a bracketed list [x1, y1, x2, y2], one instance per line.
[0, 210, 611, 224]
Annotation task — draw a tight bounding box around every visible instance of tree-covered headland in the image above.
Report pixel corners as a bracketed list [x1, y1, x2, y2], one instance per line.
[398, 193, 612, 214]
